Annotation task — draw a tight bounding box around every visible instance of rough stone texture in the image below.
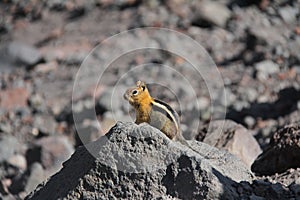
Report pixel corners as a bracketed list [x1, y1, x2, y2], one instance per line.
[203, 120, 262, 169]
[252, 123, 300, 176]
[25, 122, 253, 200]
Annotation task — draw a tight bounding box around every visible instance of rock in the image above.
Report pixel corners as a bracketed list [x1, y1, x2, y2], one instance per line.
[25, 122, 253, 199]
[245, 88, 258, 102]
[203, 120, 262, 169]
[35, 83, 71, 116]
[196, 97, 210, 110]
[7, 41, 42, 66]
[33, 114, 57, 136]
[0, 136, 20, 162]
[73, 99, 99, 115]
[193, 1, 231, 27]
[290, 183, 300, 196]
[7, 154, 27, 170]
[98, 0, 140, 8]
[0, 179, 10, 195]
[165, 0, 193, 19]
[252, 123, 300, 175]
[34, 136, 74, 172]
[235, 7, 286, 45]
[40, 42, 91, 63]
[0, 88, 30, 110]
[34, 61, 58, 74]
[251, 180, 290, 199]
[255, 60, 279, 80]
[244, 116, 256, 128]
[278, 6, 297, 24]
[1, 194, 16, 200]
[8, 162, 45, 196]
[0, 122, 13, 134]
[75, 120, 100, 145]
[262, 168, 300, 187]
[99, 113, 117, 135]
[255, 60, 280, 81]
[255, 60, 280, 74]
[25, 163, 45, 194]
[28, 93, 47, 113]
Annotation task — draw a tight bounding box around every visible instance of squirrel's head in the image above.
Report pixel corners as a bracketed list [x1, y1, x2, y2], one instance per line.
[124, 80, 151, 107]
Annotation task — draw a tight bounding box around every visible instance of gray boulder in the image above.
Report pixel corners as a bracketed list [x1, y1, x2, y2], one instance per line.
[203, 120, 262, 169]
[26, 122, 253, 199]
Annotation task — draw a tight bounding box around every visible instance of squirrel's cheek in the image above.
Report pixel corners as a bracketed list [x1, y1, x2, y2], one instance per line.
[123, 93, 129, 100]
[128, 98, 135, 105]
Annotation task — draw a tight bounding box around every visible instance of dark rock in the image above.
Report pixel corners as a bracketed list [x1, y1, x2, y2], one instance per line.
[98, 0, 141, 8]
[251, 179, 291, 199]
[290, 182, 300, 196]
[7, 41, 42, 66]
[25, 122, 252, 199]
[67, 7, 86, 20]
[252, 123, 300, 175]
[203, 120, 262, 169]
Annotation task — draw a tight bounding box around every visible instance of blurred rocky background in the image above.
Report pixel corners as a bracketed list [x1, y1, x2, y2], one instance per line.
[0, 0, 300, 199]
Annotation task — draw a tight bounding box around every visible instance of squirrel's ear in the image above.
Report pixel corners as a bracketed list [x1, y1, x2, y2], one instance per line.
[141, 81, 146, 91]
[136, 80, 146, 89]
[141, 85, 146, 91]
[136, 80, 142, 87]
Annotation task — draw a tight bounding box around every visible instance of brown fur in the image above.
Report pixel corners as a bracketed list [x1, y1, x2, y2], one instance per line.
[123, 80, 179, 139]
[124, 81, 206, 157]
[123, 81, 153, 124]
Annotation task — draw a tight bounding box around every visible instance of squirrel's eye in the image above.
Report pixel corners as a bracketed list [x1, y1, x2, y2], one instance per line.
[132, 90, 138, 95]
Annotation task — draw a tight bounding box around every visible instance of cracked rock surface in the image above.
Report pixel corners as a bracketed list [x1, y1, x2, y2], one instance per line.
[26, 122, 253, 200]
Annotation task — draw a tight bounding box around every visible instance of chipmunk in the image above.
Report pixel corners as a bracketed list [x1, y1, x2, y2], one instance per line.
[124, 80, 206, 156]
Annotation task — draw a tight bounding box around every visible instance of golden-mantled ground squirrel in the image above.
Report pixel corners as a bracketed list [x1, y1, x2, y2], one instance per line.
[124, 80, 205, 155]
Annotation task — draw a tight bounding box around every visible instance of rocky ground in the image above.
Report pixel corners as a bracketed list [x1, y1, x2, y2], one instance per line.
[0, 0, 300, 199]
